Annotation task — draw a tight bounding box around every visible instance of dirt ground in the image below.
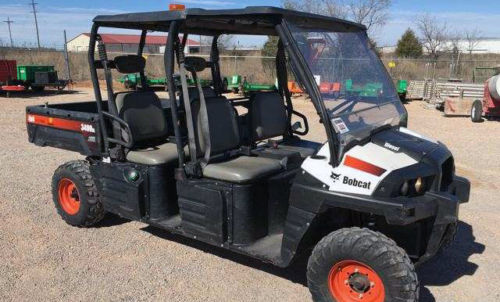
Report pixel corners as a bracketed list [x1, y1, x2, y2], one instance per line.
[0, 88, 497, 302]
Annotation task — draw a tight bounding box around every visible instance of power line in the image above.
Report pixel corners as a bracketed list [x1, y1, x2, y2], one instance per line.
[29, 0, 41, 49]
[3, 17, 14, 47]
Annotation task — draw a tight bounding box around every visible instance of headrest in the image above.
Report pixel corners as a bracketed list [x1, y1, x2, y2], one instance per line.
[184, 56, 207, 73]
[114, 55, 146, 74]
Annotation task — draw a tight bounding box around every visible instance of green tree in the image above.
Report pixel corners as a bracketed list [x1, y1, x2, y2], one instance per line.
[261, 36, 279, 76]
[395, 29, 423, 58]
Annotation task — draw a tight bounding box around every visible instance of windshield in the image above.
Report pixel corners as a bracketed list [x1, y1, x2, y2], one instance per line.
[288, 23, 406, 149]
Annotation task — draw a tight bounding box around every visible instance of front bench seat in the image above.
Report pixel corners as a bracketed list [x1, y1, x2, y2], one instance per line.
[250, 92, 320, 158]
[115, 90, 179, 165]
[203, 156, 282, 183]
[191, 96, 282, 183]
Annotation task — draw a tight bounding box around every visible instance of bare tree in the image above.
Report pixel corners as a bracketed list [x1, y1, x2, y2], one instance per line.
[415, 14, 448, 60]
[282, 0, 391, 35]
[347, 0, 391, 33]
[448, 31, 462, 53]
[464, 28, 481, 56]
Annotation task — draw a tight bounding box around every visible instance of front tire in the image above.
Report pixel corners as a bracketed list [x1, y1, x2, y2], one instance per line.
[52, 160, 105, 227]
[307, 227, 418, 302]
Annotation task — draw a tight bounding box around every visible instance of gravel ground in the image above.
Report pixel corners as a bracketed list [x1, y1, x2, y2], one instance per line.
[0, 88, 497, 301]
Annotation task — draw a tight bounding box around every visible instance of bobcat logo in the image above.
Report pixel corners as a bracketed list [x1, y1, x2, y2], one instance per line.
[331, 172, 341, 182]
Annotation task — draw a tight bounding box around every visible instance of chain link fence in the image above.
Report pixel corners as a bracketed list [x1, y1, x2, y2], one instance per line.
[381, 58, 500, 84]
[1, 46, 499, 85]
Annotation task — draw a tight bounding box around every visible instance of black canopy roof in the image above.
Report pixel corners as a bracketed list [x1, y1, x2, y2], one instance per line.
[93, 6, 366, 35]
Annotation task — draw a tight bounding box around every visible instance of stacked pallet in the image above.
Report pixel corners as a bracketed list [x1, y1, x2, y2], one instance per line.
[407, 80, 426, 100]
[435, 82, 484, 99]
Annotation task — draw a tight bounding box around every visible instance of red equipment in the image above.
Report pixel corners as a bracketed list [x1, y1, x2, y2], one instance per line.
[483, 76, 500, 117]
[320, 82, 341, 96]
[0, 60, 17, 84]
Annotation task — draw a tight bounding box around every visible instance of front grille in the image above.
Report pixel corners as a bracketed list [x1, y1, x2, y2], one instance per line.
[440, 156, 454, 191]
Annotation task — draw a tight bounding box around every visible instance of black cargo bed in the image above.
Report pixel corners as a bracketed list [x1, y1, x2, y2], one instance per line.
[26, 101, 105, 156]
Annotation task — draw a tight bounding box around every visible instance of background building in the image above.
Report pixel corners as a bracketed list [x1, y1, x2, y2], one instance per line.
[67, 33, 201, 54]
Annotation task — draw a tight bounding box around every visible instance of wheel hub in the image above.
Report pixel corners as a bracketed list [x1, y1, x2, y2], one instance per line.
[58, 178, 81, 215]
[328, 260, 385, 302]
[349, 273, 371, 293]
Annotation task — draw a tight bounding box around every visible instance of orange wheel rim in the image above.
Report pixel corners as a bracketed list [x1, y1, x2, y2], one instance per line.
[328, 260, 385, 302]
[58, 178, 80, 215]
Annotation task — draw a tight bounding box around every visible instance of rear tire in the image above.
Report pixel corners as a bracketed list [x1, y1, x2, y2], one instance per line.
[471, 100, 483, 123]
[52, 160, 105, 227]
[307, 227, 418, 302]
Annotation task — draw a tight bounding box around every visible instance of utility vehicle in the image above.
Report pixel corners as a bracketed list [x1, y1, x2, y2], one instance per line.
[26, 6, 470, 302]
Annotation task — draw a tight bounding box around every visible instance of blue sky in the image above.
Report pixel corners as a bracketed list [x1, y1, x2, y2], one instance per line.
[0, 0, 499, 48]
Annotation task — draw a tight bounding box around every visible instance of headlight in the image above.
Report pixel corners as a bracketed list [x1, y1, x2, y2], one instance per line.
[414, 177, 425, 193]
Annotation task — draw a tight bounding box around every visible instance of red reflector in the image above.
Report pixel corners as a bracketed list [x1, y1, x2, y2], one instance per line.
[169, 3, 185, 11]
[344, 155, 386, 176]
[26, 114, 83, 133]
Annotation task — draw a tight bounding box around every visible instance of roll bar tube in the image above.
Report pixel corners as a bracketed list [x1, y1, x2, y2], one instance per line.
[138, 30, 148, 89]
[276, 21, 340, 166]
[165, 21, 186, 168]
[88, 24, 109, 154]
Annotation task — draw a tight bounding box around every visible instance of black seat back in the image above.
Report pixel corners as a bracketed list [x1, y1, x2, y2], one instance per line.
[192, 97, 240, 156]
[249, 92, 288, 142]
[115, 91, 168, 145]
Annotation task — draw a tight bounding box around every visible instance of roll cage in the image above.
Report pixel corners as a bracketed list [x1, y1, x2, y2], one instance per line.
[87, 6, 367, 168]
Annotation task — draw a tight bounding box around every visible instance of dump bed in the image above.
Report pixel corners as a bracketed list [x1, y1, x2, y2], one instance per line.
[26, 102, 104, 156]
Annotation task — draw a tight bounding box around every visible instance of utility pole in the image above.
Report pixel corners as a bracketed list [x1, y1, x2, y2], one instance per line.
[63, 30, 71, 83]
[29, 0, 41, 48]
[3, 17, 14, 47]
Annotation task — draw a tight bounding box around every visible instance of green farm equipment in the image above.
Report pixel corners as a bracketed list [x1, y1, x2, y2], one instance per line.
[397, 80, 408, 102]
[119, 73, 167, 89]
[241, 77, 276, 96]
[223, 75, 242, 93]
[223, 74, 276, 96]
[1, 63, 68, 96]
[345, 79, 383, 97]
[120, 73, 211, 90]
[17, 65, 67, 92]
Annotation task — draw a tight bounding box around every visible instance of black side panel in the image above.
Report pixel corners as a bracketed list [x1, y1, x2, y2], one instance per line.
[267, 169, 298, 234]
[90, 162, 146, 220]
[147, 164, 179, 221]
[177, 180, 228, 244]
[281, 205, 316, 265]
[26, 104, 102, 156]
[27, 124, 99, 156]
[232, 183, 268, 245]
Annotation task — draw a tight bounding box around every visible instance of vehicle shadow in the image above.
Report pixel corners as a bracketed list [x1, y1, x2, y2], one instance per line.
[142, 220, 484, 300]
[141, 226, 310, 286]
[417, 221, 485, 302]
[94, 213, 130, 228]
[0, 89, 81, 98]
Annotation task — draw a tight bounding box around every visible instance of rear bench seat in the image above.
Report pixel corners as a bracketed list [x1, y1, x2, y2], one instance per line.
[249, 92, 321, 158]
[115, 90, 180, 166]
[191, 97, 282, 184]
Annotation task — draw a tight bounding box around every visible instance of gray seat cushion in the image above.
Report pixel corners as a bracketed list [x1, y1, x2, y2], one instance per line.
[126, 142, 179, 165]
[203, 156, 282, 183]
